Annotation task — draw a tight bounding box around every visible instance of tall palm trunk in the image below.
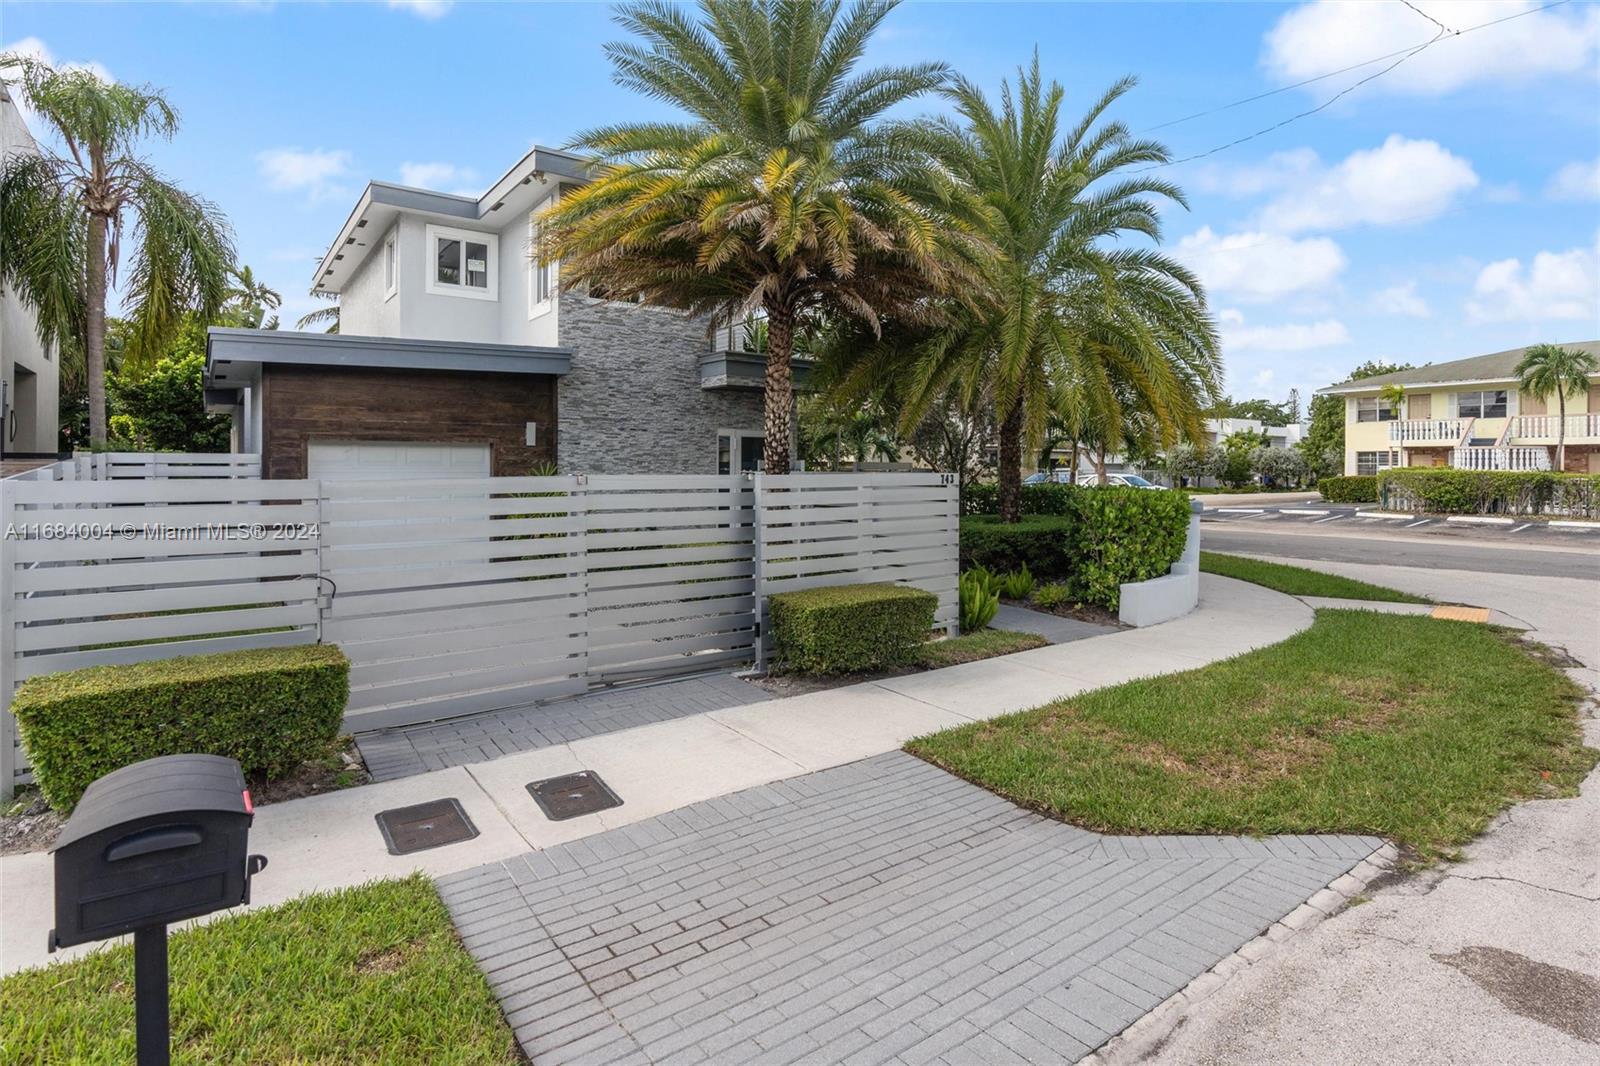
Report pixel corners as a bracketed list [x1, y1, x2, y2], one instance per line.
[1556, 391, 1566, 472]
[86, 211, 108, 447]
[997, 398, 1023, 523]
[763, 300, 794, 475]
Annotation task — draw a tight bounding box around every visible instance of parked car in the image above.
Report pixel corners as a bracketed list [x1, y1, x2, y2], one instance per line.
[1023, 470, 1165, 489]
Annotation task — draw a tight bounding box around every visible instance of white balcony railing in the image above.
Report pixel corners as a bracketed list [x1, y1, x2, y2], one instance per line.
[1451, 446, 1552, 472]
[1388, 418, 1466, 443]
[1512, 412, 1600, 442]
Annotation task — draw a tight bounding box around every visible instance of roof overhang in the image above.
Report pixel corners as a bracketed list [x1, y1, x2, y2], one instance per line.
[1315, 376, 1519, 397]
[311, 145, 594, 295]
[699, 351, 816, 392]
[204, 328, 573, 405]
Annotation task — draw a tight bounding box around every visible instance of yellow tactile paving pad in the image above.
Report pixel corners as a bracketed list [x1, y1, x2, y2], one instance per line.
[1431, 605, 1491, 624]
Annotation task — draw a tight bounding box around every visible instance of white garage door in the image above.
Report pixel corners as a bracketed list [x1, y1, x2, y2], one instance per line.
[307, 441, 491, 481]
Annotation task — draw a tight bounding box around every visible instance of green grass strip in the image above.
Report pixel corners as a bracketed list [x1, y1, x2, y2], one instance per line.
[0, 874, 520, 1064]
[917, 628, 1049, 669]
[1200, 551, 1430, 603]
[908, 610, 1595, 863]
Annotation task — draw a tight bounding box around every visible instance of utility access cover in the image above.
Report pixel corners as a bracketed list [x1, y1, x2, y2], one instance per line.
[375, 798, 480, 855]
[527, 771, 623, 821]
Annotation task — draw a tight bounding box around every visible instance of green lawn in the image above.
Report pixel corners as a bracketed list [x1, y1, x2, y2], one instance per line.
[1200, 551, 1431, 603]
[0, 875, 520, 1064]
[908, 610, 1595, 862]
[918, 628, 1048, 668]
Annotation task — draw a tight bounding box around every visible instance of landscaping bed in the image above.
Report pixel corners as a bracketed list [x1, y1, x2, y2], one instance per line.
[0, 875, 522, 1064]
[907, 610, 1596, 863]
[1199, 551, 1431, 604]
[750, 628, 1048, 697]
[0, 735, 368, 857]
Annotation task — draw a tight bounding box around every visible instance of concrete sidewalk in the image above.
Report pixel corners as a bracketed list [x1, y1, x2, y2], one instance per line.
[0, 574, 1310, 975]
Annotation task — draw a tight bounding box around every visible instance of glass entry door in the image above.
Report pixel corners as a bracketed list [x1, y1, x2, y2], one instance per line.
[717, 430, 764, 474]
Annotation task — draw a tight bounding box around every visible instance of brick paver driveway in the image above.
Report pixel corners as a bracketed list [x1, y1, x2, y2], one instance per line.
[439, 753, 1380, 1065]
[357, 673, 769, 781]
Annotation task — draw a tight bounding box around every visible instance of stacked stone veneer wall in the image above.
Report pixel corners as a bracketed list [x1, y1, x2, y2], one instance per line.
[556, 291, 764, 474]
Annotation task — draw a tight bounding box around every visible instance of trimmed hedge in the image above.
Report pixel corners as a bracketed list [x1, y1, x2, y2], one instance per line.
[769, 582, 936, 674]
[1379, 468, 1600, 517]
[961, 482, 1076, 517]
[13, 644, 350, 812]
[1071, 488, 1192, 609]
[960, 515, 1076, 577]
[1319, 475, 1377, 503]
[961, 487, 1191, 610]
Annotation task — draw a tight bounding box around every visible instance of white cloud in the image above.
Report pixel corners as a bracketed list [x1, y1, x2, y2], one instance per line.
[1547, 158, 1600, 202]
[1256, 136, 1477, 234]
[388, 0, 454, 18]
[257, 147, 353, 202]
[1263, 1, 1600, 96]
[1373, 282, 1431, 318]
[1190, 148, 1319, 198]
[1218, 311, 1351, 353]
[1175, 227, 1346, 302]
[398, 161, 479, 196]
[1465, 235, 1600, 324]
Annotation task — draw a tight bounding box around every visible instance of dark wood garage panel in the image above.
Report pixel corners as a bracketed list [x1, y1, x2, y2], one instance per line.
[261, 364, 557, 479]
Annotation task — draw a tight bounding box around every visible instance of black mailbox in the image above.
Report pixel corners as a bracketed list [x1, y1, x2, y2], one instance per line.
[50, 753, 267, 950]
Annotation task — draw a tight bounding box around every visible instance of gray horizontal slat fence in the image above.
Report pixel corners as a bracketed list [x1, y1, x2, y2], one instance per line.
[4, 465, 962, 793]
[318, 475, 589, 731]
[583, 475, 757, 683]
[753, 471, 960, 667]
[1, 473, 320, 790]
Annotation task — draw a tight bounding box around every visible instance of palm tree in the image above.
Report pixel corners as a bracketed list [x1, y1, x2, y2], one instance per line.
[224, 265, 282, 329]
[0, 55, 234, 445]
[835, 60, 1221, 520]
[1515, 343, 1599, 471]
[296, 293, 340, 334]
[541, 0, 987, 474]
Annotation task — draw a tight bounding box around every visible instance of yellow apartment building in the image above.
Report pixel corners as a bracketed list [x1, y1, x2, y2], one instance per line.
[1316, 341, 1600, 477]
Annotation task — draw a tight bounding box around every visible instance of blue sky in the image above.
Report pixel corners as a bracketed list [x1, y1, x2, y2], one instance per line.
[6, 0, 1598, 407]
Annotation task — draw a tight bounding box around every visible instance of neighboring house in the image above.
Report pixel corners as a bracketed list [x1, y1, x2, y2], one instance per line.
[0, 87, 61, 467]
[205, 145, 785, 480]
[1199, 417, 1303, 451]
[1316, 341, 1600, 476]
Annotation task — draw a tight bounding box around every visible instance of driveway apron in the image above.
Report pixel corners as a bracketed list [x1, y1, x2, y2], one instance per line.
[440, 752, 1380, 1065]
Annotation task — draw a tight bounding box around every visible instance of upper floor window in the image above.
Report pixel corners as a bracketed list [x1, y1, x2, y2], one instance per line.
[425, 224, 497, 301]
[1355, 397, 1397, 422]
[528, 215, 553, 317]
[1456, 390, 1507, 419]
[382, 232, 397, 301]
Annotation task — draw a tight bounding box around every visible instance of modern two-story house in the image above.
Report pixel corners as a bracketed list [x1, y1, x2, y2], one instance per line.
[1317, 341, 1600, 476]
[205, 145, 780, 480]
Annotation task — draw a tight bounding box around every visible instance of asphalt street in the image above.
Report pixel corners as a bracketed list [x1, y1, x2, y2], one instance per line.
[1202, 524, 1600, 580]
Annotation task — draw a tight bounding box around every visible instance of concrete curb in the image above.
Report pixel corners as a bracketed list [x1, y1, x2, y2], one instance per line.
[1082, 840, 1402, 1066]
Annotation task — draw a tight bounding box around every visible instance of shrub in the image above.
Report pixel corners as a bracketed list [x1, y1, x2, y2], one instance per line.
[769, 582, 937, 674]
[960, 515, 1076, 576]
[961, 482, 1076, 516]
[959, 570, 1000, 632]
[1378, 468, 1600, 517]
[12, 644, 350, 812]
[1070, 488, 1192, 610]
[963, 564, 1005, 599]
[998, 563, 1036, 600]
[1032, 583, 1076, 609]
[1320, 475, 1377, 503]
[960, 488, 1191, 610]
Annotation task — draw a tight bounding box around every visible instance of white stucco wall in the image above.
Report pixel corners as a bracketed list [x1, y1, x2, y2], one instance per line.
[1, 91, 60, 455]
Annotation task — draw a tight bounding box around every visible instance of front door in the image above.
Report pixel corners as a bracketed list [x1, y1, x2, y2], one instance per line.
[717, 430, 763, 474]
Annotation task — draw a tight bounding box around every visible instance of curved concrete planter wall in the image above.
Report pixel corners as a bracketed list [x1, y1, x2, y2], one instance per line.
[1118, 497, 1202, 627]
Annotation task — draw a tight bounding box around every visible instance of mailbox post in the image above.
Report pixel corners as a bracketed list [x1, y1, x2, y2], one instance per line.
[49, 754, 268, 1066]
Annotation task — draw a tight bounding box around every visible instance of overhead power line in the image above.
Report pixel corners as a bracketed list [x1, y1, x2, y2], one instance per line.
[1141, 0, 1569, 139]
